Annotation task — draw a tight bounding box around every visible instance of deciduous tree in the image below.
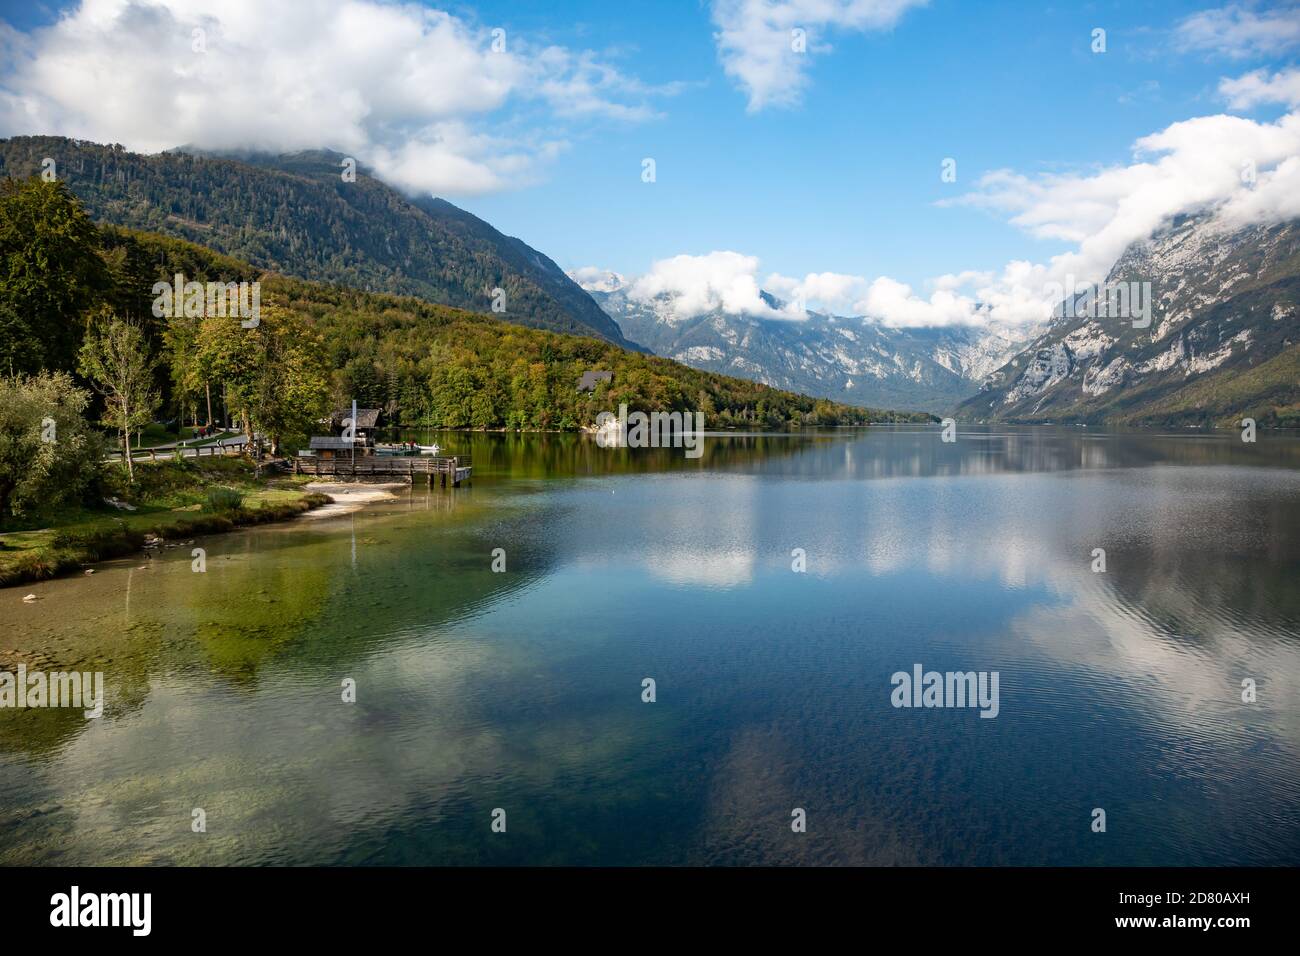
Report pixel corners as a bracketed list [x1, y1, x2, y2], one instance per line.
[0, 371, 103, 520]
[77, 311, 160, 481]
[0, 178, 108, 375]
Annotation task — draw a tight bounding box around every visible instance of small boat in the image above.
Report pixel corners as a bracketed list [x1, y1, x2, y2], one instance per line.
[374, 442, 441, 456]
[373, 443, 417, 456]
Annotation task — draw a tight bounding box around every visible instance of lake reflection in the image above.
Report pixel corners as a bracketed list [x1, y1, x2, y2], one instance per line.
[2, 426, 1298, 865]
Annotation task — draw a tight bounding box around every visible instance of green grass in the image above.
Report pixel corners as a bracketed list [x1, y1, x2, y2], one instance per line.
[0, 458, 331, 587]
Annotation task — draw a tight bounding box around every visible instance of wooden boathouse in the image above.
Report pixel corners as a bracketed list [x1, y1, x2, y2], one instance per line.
[295, 400, 471, 486]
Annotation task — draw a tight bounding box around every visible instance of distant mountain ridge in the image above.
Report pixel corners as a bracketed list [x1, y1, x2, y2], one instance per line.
[0, 136, 638, 349]
[586, 211, 1300, 425]
[582, 276, 1036, 414]
[957, 213, 1300, 426]
[8, 137, 1292, 425]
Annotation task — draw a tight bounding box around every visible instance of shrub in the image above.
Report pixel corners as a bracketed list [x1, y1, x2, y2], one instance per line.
[0, 372, 105, 520]
[206, 486, 244, 513]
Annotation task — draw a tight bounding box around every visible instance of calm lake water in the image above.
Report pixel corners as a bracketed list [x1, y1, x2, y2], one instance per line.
[2, 426, 1299, 865]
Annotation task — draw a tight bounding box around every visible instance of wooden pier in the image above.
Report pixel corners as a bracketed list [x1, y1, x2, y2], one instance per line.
[292, 454, 472, 487]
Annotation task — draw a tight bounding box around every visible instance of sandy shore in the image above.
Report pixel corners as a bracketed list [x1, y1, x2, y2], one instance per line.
[301, 481, 406, 518]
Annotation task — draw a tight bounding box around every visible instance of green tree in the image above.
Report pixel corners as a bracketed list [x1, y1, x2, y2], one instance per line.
[252, 308, 330, 455]
[163, 310, 205, 428]
[429, 362, 477, 428]
[196, 313, 259, 449]
[0, 301, 43, 376]
[0, 177, 109, 374]
[77, 312, 160, 481]
[0, 372, 104, 521]
[196, 306, 328, 456]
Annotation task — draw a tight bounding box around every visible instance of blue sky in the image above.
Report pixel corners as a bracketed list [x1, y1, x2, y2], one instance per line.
[454, 0, 1298, 286]
[2, 0, 1298, 323]
[460, 0, 1228, 281]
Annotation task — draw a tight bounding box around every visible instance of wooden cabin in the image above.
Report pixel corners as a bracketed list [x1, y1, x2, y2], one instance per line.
[308, 436, 361, 460]
[305, 407, 383, 459]
[330, 407, 383, 443]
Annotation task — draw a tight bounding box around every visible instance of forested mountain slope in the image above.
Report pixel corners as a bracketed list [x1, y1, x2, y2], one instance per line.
[0, 136, 637, 348]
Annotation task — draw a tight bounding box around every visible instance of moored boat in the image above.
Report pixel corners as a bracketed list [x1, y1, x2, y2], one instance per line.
[374, 442, 441, 456]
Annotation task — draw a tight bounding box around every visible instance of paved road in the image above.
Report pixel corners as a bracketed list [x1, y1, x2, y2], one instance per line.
[106, 434, 252, 462]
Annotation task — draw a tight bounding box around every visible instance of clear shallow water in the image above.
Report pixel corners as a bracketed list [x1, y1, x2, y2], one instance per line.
[2, 426, 1298, 865]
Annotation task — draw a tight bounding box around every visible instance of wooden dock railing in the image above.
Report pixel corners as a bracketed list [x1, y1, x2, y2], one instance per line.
[293, 455, 472, 486]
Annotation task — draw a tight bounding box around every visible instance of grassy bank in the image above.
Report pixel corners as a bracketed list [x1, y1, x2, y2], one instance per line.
[0, 457, 332, 588]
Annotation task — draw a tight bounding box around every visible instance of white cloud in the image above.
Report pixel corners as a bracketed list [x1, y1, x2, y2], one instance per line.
[1220, 66, 1300, 108]
[363, 123, 565, 195]
[1175, 3, 1300, 59]
[599, 107, 1300, 329]
[569, 267, 628, 293]
[931, 269, 994, 292]
[530, 47, 687, 122]
[939, 110, 1300, 323]
[856, 277, 979, 328]
[586, 249, 1039, 329]
[710, 0, 927, 111]
[610, 252, 882, 320]
[766, 270, 870, 314]
[0, 0, 674, 196]
[626, 251, 785, 317]
[1219, 154, 1300, 223]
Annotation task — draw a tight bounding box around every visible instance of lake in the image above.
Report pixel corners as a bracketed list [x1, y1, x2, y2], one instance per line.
[2, 426, 1298, 865]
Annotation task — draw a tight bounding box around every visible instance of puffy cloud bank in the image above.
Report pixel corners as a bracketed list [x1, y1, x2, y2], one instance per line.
[0, 0, 676, 196]
[580, 97, 1300, 328]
